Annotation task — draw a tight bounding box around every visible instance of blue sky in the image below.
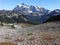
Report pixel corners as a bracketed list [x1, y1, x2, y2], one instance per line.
[0, 0, 60, 10]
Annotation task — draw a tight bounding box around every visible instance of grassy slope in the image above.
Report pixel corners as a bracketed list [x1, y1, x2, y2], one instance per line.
[25, 21, 60, 31]
[0, 21, 60, 45]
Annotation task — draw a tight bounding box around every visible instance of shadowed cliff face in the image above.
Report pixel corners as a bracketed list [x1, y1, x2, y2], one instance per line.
[46, 14, 60, 22]
[0, 10, 60, 24]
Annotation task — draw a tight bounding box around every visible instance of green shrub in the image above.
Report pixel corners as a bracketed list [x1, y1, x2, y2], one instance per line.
[0, 21, 4, 26]
[27, 32, 33, 35]
[11, 24, 15, 28]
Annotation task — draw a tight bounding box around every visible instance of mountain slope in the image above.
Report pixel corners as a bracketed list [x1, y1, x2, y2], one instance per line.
[0, 4, 60, 24]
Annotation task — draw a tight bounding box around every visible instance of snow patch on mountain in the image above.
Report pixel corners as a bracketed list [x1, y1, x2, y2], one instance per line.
[13, 3, 49, 15]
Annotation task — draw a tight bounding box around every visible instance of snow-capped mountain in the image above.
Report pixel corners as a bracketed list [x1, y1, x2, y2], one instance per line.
[13, 3, 60, 24]
[13, 3, 49, 15]
[13, 3, 30, 13]
[0, 3, 60, 24]
[48, 9, 60, 17]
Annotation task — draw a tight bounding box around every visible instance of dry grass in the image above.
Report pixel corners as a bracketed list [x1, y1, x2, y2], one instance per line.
[0, 31, 60, 45]
[15, 38, 24, 42]
[36, 31, 60, 45]
[21, 23, 34, 28]
[0, 42, 16, 45]
[0, 22, 60, 45]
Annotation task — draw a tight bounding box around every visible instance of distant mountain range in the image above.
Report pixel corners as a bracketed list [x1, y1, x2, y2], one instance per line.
[0, 3, 60, 24]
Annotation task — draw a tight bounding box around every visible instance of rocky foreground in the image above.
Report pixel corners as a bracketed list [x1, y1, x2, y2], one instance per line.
[0, 21, 60, 45]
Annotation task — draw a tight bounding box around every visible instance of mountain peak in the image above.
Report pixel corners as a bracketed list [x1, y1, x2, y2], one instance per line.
[13, 3, 49, 14]
[21, 3, 25, 5]
[17, 3, 29, 8]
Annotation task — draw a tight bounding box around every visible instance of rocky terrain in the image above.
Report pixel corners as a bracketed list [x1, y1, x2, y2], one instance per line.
[0, 21, 60, 45]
